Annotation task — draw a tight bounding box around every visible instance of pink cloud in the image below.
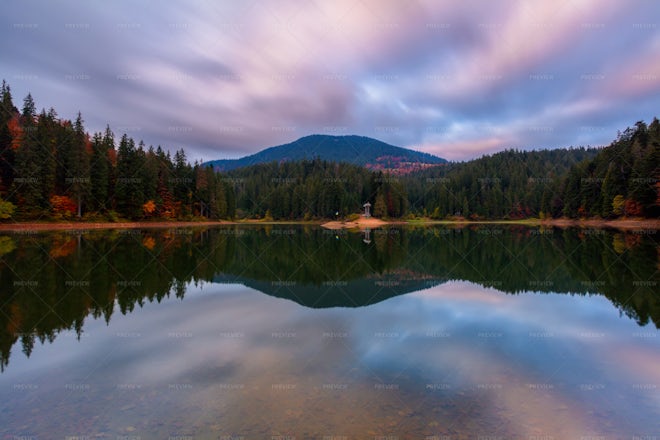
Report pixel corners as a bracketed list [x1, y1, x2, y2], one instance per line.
[3, 0, 659, 162]
[421, 136, 511, 161]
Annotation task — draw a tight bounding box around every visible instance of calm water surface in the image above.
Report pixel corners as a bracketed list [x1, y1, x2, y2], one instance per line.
[0, 226, 658, 439]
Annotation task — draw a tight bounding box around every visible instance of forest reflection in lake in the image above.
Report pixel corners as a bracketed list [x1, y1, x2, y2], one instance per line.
[0, 225, 658, 439]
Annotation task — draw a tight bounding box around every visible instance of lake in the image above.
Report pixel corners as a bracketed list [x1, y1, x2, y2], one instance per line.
[0, 225, 658, 439]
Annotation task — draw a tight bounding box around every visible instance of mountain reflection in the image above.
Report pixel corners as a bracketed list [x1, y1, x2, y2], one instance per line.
[0, 225, 658, 370]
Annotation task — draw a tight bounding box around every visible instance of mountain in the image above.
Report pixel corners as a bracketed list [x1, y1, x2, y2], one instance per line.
[213, 272, 447, 309]
[205, 134, 446, 174]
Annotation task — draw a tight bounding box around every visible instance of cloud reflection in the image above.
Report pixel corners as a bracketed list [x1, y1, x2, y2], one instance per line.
[1, 280, 658, 437]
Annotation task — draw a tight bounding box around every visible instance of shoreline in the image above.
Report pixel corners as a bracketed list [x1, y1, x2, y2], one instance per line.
[0, 220, 235, 232]
[323, 217, 660, 231]
[321, 217, 389, 230]
[0, 217, 657, 232]
[538, 218, 660, 231]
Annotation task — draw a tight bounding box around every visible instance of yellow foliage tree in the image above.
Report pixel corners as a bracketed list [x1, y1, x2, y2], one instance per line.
[611, 195, 625, 216]
[0, 197, 15, 219]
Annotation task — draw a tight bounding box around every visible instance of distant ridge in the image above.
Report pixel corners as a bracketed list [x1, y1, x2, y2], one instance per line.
[212, 273, 447, 309]
[205, 134, 446, 174]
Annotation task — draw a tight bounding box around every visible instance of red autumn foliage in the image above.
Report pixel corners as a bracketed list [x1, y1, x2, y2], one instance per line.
[624, 199, 643, 216]
[624, 233, 642, 249]
[107, 148, 117, 167]
[50, 195, 77, 217]
[163, 200, 181, 219]
[49, 238, 76, 258]
[6, 303, 23, 335]
[85, 137, 93, 155]
[7, 115, 23, 150]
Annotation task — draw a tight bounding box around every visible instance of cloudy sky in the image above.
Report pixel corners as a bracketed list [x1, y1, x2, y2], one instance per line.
[1, 0, 659, 161]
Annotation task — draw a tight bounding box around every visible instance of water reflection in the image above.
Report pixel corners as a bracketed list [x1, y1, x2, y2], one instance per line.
[0, 225, 658, 372]
[1, 280, 658, 439]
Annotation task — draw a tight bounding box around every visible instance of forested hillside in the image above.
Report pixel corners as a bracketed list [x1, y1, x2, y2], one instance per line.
[0, 81, 234, 221]
[405, 147, 600, 218]
[404, 120, 658, 220]
[561, 120, 659, 218]
[225, 160, 407, 219]
[0, 81, 657, 221]
[205, 134, 446, 173]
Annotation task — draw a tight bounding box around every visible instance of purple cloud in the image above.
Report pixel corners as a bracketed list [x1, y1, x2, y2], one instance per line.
[1, 0, 658, 162]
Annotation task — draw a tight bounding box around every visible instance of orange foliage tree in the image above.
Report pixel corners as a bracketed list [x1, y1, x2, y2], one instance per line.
[142, 236, 156, 250]
[142, 199, 157, 217]
[50, 195, 76, 219]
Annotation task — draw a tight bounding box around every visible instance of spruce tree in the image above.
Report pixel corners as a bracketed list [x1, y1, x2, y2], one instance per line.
[11, 94, 41, 213]
[90, 130, 110, 211]
[67, 113, 91, 217]
[0, 81, 16, 194]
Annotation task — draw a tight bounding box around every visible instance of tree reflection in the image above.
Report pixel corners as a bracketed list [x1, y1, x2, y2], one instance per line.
[0, 225, 657, 370]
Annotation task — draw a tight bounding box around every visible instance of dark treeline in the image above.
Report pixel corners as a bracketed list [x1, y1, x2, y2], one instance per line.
[225, 160, 407, 219]
[561, 120, 659, 218]
[228, 120, 658, 220]
[0, 81, 658, 221]
[1, 225, 657, 369]
[405, 148, 599, 218]
[0, 82, 234, 221]
[406, 120, 659, 219]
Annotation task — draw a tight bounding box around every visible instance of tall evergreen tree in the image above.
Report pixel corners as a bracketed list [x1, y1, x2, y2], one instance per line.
[11, 94, 43, 212]
[173, 149, 193, 216]
[89, 126, 113, 211]
[115, 134, 145, 218]
[66, 113, 91, 217]
[0, 81, 16, 194]
[373, 190, 387, 218]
